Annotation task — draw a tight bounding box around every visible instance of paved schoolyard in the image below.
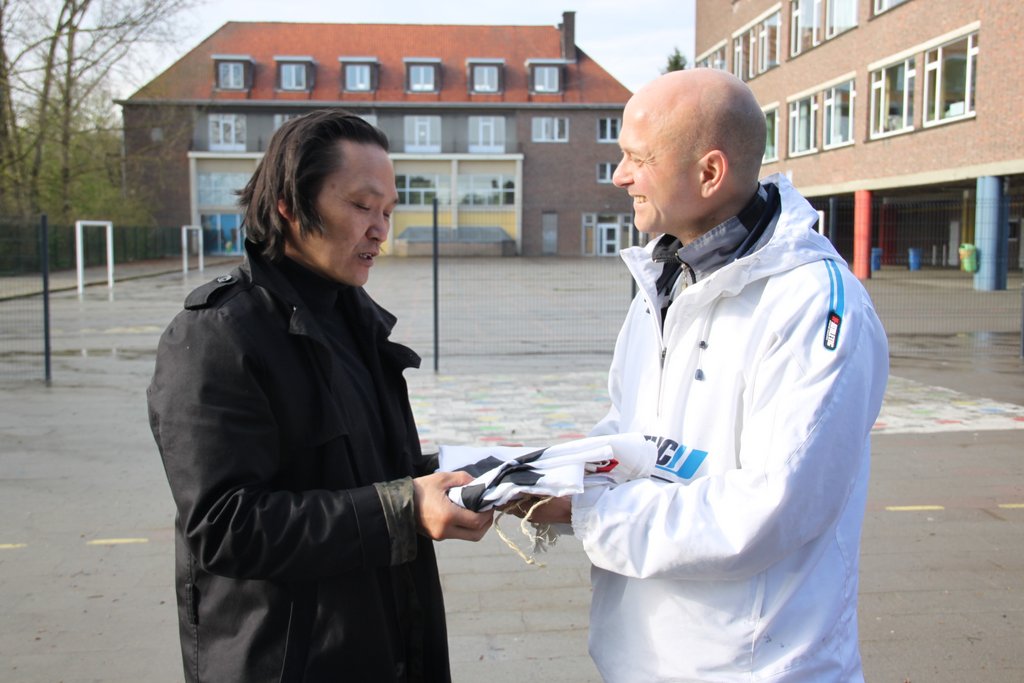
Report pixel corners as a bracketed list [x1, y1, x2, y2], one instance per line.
[0, 257, 1022, 682]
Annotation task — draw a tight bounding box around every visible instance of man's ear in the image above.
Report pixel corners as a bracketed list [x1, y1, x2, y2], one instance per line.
[698, 150, 727, 199]
[276, 199, 296, 227]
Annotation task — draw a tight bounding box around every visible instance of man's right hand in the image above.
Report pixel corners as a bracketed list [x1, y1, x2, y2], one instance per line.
[413, 471, 493, 541]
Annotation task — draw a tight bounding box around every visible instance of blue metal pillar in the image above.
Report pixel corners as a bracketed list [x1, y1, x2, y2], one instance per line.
[974, 176, 1007, 291]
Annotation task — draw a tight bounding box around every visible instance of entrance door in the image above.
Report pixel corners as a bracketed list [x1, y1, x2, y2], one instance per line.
[542, 212, 558, 255]
[597, 223, 619, 256]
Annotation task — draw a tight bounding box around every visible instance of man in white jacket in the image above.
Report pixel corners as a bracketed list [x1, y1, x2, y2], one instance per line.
[517, 69, 889, 681]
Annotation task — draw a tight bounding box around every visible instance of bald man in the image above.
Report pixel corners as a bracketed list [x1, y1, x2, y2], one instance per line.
[515, 69, 889, 681]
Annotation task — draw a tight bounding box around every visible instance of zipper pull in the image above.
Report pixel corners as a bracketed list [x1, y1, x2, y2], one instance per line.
[660, 346, 667, 368]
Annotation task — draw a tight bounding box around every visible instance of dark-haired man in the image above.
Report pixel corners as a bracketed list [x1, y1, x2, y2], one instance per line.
[148, 110, 492, 682]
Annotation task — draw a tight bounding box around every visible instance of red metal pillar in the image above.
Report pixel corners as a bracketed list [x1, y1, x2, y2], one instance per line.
[853, 189, 872, 280]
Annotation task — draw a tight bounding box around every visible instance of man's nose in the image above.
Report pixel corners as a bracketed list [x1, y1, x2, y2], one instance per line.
[612, 161, 630, 188]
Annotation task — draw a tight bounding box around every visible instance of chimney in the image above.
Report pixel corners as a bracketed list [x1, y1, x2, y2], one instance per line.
[560, 11, 577, 63]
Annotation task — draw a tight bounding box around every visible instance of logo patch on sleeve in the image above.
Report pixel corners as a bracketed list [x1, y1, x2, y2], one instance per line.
[824, 310, 842, 350]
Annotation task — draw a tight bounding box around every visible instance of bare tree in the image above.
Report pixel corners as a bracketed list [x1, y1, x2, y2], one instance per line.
[0, 0, 196, 222]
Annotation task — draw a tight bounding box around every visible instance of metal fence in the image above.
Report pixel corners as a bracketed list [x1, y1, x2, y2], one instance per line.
[2, 207, 1022, 382]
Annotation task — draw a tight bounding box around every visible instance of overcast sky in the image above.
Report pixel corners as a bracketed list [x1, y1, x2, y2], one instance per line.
[127, 0, 695, 95]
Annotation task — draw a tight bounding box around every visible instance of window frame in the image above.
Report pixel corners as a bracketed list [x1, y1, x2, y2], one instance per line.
[273, 113, 300, 131]
[532, 65, 561, 93]
[763, 107, 780, 162]
[469, 62, 503, 93]
[215, 61, 247, 90]
[825, 0, 858, 40]
[405, 60, 441, 93]
[696, 42, 728, 71]
[457, 173, 516, 206]
[531, 116, 569, 143]
[873, 0, 909, 15]
[596, 162, 617, 184]
[341, 60, 377, 93]
[869, 57, 916, 138]
[403, 115, 442, 153]
[396, 173, 451, 206]
[822, 80, 856, 149]
[923, 32, 978, 127]
[467, 116, 506, 153]
[277, 60, 312, 92]
[597, 117, 621, 143]
[208, 113, 246, 152]
[788, 94, 819, 157]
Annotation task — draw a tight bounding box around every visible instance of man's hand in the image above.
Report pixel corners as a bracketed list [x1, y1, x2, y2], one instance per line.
[413, 471, 493, 541]
[500, 495, 572, 525]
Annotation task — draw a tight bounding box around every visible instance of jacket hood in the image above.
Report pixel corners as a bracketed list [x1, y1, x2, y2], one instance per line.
[623, 174, 843, 309]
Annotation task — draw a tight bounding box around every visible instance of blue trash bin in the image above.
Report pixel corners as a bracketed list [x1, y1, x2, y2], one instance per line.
[870, 247, 883, 271]
[908, 248, 922, 271]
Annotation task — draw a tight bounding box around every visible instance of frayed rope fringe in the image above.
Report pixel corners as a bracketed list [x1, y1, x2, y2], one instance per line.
[493, 496, 559, 567]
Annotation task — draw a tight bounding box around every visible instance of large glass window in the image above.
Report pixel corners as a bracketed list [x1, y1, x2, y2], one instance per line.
[403, 116, 441, 153]
[764, 108, 779, 162]
[826, 0, 858, 39]
[197, 172, 250, 206]
[732, 32, 750, 80]
[471, 64, 500, 93]
[344, 64, 372, 91]
[788, 95, 818, 156]
[531, 116, 569, 142]
[597, 117, 620, 142]
[596, 163, 616, 184]
[823, 80, 855, 148]
[757, 13, 781, 74]
[790, 0, 823, 56]
[533, 66, 560, 93]
[468, 116, 505, 153]
[791, 0, 854, 55]
[279, 63, 308, 91]
[870, 58, 915, 137]
[209, 114, 246, 152]
[396, 174, 451, 205]
[924, 32, 978, 125]
[458, 174, 515, 206]
[217, 62, 245, 90]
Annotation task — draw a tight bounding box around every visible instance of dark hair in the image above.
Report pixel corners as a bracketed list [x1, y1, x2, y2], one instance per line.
[238, 109, 390, 260]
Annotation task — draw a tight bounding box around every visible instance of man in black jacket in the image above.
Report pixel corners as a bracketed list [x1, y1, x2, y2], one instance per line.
[148, 110, 493, 682]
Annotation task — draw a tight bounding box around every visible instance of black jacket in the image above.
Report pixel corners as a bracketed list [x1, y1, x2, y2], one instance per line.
[147, 241, 449, 682]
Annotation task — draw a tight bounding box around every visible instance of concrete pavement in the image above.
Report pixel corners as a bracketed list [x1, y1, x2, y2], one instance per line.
[0, 258, 1022, 682]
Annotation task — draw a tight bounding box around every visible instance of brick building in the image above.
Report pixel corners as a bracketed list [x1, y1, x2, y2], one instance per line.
[118, 12, 634, 257]
[695, 0, 1023, 284]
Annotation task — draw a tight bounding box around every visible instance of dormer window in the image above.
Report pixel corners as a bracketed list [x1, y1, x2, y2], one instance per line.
[405, 58, 441, 93]
[526, 59, 565, 94]
[468, 59, 504, 94]
[340, 57, 379, 92]
[213, 55, 253, 91]
[276, 57, 315, 92]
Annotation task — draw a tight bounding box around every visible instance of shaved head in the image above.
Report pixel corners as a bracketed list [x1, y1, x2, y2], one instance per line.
[614, 68, 768, 241]
[634, 68, 766, 188]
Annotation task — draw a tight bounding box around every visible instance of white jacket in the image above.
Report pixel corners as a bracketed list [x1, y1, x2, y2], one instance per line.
[573, 175, 889, 682]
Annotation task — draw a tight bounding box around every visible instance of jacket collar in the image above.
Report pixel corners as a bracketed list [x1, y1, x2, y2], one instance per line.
[240, 240, 420, 370]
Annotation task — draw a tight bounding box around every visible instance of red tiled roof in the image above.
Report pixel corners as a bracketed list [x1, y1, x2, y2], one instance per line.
[130, 21, 632, 104]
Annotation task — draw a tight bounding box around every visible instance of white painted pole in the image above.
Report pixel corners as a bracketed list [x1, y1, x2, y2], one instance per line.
[75, 221, 85, 295]
[105, 222, 114, 289]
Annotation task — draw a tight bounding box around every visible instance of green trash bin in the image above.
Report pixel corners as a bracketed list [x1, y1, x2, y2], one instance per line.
[958, 243, 978, 273]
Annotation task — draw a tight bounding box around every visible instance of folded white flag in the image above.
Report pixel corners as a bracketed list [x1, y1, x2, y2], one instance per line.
[438, 433, 656, 511]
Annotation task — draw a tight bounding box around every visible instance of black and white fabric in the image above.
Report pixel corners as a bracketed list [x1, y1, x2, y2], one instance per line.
[438, 433, 656, 512]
